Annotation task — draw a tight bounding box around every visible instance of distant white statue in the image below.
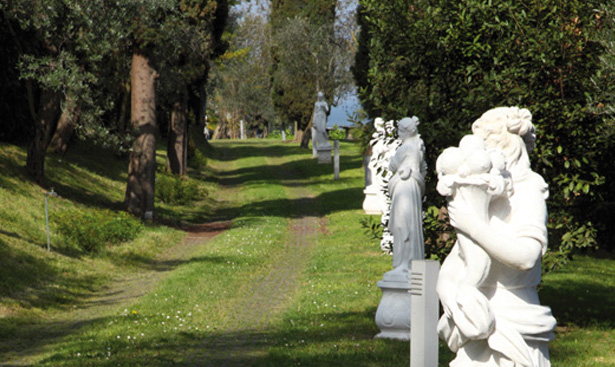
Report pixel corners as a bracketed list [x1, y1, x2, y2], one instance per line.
[312, 91, 331, 149]
[383, 116, 426, 282]
[436, 107, 556, 367]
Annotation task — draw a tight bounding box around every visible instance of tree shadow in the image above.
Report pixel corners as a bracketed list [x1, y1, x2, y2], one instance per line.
[211, 140, 309, 162]
[15, 309, 415, 367]
[211, 187, 364, 222]
[0, 238, 100, 312]
[540, 265, 615, 328]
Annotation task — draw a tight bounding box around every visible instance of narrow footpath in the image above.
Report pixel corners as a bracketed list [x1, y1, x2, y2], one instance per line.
[188, 155, 321, 366]
[1, 221, 231, 367]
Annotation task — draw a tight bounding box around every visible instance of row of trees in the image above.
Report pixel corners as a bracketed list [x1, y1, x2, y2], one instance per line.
[354, 0, 615, 257]
[1, 0, 229, 216]
[207, 0, 355, 144]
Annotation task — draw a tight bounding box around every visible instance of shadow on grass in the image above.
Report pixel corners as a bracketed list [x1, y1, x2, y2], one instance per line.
[540, 258, 615, 328]
[212, 153, 363, 188]
[210, 140, 308, 162]
[0, 238, 101, 312]
[22, 309, 420, 367]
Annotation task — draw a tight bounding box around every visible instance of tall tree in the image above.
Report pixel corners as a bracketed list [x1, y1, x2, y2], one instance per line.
[123, 1, 172, 217]
[125, 0, 230, 215]
[209, 11, 274, 139]
[1, 0, 101, 184]
[161, 0, 229, 175]
[269, 0, 341, 147]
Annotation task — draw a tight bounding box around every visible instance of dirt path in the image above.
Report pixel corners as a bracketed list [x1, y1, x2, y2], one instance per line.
[188, 158, 322, 367]
[1, 221, 231, 367]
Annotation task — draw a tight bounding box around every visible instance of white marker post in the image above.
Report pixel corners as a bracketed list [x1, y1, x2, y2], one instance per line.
[312, 127, 317, 158]
[409, 260, 440, 367]
[44, 188, 57, 251]
[334, 140, 340, 180]
[240, 120, 246, 140]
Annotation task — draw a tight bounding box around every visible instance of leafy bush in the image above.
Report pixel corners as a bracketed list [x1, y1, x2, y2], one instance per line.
[423, 205, 456, 262]
[267, 129, 294, 140]
[156, 173, 202, 204]
[360, 215, 383, 242]
[55, 209, 143, 253]
[355, 0, 614, 270]
[328, 125, 346, 141]
[188, 148, 207, 170]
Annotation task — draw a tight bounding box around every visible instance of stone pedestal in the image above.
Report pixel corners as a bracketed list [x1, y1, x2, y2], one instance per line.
[362, 186, 383, 215]
[374, 278, 411, 341]
[317, 146, 332, 164]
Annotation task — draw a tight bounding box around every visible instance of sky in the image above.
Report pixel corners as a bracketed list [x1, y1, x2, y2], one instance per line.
[328, 93, 360, 127]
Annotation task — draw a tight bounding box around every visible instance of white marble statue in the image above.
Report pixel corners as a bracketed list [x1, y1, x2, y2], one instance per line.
[364, 118, 393, 215]
[368, 118, 401, 251]
[312, 91, 331, 149]
[383, 116, 426, 282]
[436, 134, 511, 288]
[436, 107, 556, 367]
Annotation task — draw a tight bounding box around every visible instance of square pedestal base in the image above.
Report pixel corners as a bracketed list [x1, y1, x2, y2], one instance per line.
[317, 147, 332, 164]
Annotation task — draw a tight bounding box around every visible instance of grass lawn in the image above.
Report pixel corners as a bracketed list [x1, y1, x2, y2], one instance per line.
[0, 138, 613, 366]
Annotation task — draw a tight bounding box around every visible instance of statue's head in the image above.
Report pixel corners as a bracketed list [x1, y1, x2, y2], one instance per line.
[317, 91, 324, 101]
[374, 117, 385, 132]
[472, 106, 534, 167]
[398, 116, 420, 138]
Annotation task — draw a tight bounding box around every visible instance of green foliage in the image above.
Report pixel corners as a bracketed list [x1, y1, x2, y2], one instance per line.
[155, 173, 203, 205]
[328, 125, 346, 140]
[356, 0, 615, 267]
[187, 146, 208, 170]
[55, 209, 143, 253]
[269, 0, 354, 134]
[208, 11, 275, 133]
[423, 205, 456, 262]
[359, 215, 382, 241]
[266, 129, 294, 140]
[348, 110, 374, 154]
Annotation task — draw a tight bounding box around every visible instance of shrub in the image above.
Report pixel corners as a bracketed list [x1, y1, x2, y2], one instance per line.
[328, 125, 346, 141]
[156, 173, 202, 204]
[355, 0, 613, 270]
[55, 209, 143, 253]
[267, 129, 294, 140]
[188, 148, 207, 170]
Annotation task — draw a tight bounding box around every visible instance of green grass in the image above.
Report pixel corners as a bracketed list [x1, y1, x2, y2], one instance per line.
[0, 138, 613, 366]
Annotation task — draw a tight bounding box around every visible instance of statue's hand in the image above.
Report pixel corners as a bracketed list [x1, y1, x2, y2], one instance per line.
[447, 200, 481, 237]
[398, 167, 412, 180]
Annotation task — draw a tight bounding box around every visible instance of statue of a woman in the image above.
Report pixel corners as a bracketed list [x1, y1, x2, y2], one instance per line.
[383, 116, 426, 282]
[437, 107, 556, 367]
[312, 91, 330, 148]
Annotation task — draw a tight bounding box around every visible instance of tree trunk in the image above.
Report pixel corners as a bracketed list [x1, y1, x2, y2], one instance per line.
[26, 88, 62, 184]
[299, 128, 311, 148]
[167, 92, 188, 175]
[299, 115, 313, 149]
[125, 51, 158, 218]
[118, 81, 131, 135]
[49, 95, 79, 154]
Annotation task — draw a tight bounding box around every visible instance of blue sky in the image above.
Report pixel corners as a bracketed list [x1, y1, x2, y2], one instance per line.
[328, 93, 360, 127]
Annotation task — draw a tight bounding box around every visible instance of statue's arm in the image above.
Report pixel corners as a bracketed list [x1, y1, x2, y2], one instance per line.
[448, 191, 546, 271]
[436, 243, 463, 307]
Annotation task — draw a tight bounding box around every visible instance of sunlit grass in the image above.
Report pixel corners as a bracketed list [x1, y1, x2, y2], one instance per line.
[0, 139, 613, 366]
